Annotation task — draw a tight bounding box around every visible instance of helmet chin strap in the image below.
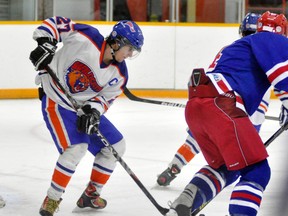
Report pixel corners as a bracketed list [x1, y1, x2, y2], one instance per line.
[110, 48, 116, 62]
[109, 40, 122, 62]
[109, 43, 117, 62]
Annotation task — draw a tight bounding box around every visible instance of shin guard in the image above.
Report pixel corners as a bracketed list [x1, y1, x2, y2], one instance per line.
[190, 165, 239, 212]
[229, 159, 271, 216]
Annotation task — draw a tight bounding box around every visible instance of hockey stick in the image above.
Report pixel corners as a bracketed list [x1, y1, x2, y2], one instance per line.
[265, 115, 278, 121]
[191, 121, 288, 216]
[123, 87, 186, 108]
[45, 66, 169, 215]
[123, 87, 278, 121]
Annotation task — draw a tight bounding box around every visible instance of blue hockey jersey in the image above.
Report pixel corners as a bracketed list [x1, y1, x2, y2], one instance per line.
[206, 31, 288, 116]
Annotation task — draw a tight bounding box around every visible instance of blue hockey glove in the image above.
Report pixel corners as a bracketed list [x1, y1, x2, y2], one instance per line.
[77, 105, 100, 135]
[29, 37, 57, 70]
[279, 105, 288, 126]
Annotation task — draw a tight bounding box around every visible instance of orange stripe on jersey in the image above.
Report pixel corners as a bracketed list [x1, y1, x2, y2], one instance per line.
[275, 91, 288, 97]
[113, 64, 127, 101]
[102, 103, 108, 112]
[52, 169, 71, 188]
[259, 103, 268, 112]
[177, 144, 195, 162]
[90, 169, 111, 185]
[43, 20, 58, 41]
[51, 79, 66, 96]
[47, 99, 69, 150]
[91, 97, 109, 112]
[99, 41, 107, 64]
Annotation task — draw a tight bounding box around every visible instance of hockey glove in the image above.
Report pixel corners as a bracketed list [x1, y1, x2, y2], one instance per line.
[279, 105, 288, 127]
[29, 37, 57, 70]
[77, 105, 100, 135]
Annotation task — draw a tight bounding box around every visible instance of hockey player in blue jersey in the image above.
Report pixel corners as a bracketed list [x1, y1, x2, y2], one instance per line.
[166, 11, 288, 216]
[239, 12, 261, 37]
[29, 17, 144, 216]
[157, 12, 265, 187]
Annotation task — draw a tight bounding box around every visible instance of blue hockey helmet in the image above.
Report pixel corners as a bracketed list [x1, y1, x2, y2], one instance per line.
[107, 20, 144, 56]
[239, 13, 261, 37]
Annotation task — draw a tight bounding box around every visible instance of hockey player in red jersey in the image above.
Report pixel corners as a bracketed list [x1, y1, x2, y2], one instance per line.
[29, 17, 144, 216]
[157, 12, 266, 187]
[166, 11, 288, 216]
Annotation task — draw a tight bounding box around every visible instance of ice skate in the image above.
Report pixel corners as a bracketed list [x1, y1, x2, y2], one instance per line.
[157, 164, 181, 186]
[76, 182, 107, 209]
[39, 196, 62, 216]
[166, 205, 191, 216]
[0, 195, 5, 208]
[166, 183, 199, 216]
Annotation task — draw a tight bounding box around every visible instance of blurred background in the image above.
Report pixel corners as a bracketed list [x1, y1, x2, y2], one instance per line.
[0, 1, 288, 215]
[1, 0, 288, 98]
[0, 0, 287, 23]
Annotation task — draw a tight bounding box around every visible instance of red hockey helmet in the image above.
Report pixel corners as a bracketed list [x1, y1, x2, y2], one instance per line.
[257, 11, 288, 36]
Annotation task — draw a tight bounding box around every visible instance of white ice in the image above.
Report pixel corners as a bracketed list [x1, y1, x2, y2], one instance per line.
[0, 97, 287, 216]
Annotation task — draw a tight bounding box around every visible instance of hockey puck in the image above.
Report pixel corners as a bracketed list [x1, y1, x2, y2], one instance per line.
[199, 214, 205, 216]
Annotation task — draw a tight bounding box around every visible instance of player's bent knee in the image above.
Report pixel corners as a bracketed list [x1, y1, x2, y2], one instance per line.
[58, 144, 88, 169]
[112, 138, 126, 156]
[101, 138, 126, 157]
[240, 159, 271, 189]
[229, 160, 270, 216]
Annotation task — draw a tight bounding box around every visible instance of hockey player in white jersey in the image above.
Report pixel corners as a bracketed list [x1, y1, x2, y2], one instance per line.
[29, 16, 144, 216]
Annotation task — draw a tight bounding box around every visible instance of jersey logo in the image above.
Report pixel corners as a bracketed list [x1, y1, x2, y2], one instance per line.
[108, 78, 119, 86]
[66, 61, 103, 93]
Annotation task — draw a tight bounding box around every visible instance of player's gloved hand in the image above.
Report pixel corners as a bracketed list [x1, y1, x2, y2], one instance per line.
[77, 105, 100, 135]
[29, 37, 57, 70]
[279, 105, 288, 126]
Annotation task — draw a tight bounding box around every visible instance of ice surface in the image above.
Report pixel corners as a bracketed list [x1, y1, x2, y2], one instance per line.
[0, 98, 287, 216]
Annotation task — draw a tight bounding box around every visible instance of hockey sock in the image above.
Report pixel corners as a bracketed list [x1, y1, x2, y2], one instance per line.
[49, 144, 88, 200]
[190, 165, 240, 212]
[172, 132, 200, 168]
[229, 159, 271, 216]
[170, 183, 198, 209]
[90, 139, 126, 192]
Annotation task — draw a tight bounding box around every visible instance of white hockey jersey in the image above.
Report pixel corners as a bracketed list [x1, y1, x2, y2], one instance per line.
[33, 16, 128, 114]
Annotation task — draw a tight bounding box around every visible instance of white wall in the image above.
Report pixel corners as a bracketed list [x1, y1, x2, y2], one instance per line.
[0, 22, 239, 90]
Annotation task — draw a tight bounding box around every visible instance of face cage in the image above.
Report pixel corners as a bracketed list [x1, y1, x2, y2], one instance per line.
[116, 37, 141, 59]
